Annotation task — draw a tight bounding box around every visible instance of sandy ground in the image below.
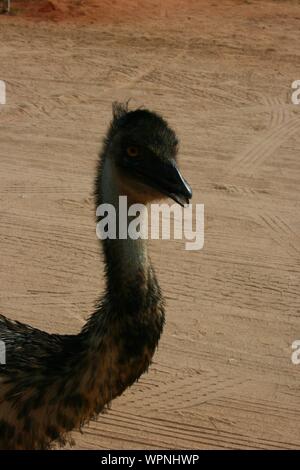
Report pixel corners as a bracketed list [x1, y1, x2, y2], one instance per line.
[0, 0, 300, 450]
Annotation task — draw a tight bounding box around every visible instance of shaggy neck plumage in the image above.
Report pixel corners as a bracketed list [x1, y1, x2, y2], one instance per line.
[98, 157, 152, 310]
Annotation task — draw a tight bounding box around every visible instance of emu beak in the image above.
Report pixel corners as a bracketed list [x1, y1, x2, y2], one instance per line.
[129, 158, 192, 207]
[158, 160, 192, 206]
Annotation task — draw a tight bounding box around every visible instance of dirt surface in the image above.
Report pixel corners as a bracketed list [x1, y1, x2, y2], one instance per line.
[1, 0, 300, 450]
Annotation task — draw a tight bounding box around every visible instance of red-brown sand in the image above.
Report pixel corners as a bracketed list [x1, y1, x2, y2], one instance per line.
[0, 0, 300, 449]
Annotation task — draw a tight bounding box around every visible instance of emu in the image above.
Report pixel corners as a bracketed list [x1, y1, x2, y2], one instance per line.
[0, 103, 192, 449]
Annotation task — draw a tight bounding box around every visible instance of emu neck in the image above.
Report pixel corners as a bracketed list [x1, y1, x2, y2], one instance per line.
[100, 158, 149, 302]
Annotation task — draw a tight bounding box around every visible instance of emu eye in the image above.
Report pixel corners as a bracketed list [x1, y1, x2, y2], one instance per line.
[126, 146, 139, 157]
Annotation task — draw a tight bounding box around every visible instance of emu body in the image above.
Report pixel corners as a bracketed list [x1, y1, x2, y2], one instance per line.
[0, 103, 191, 449]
